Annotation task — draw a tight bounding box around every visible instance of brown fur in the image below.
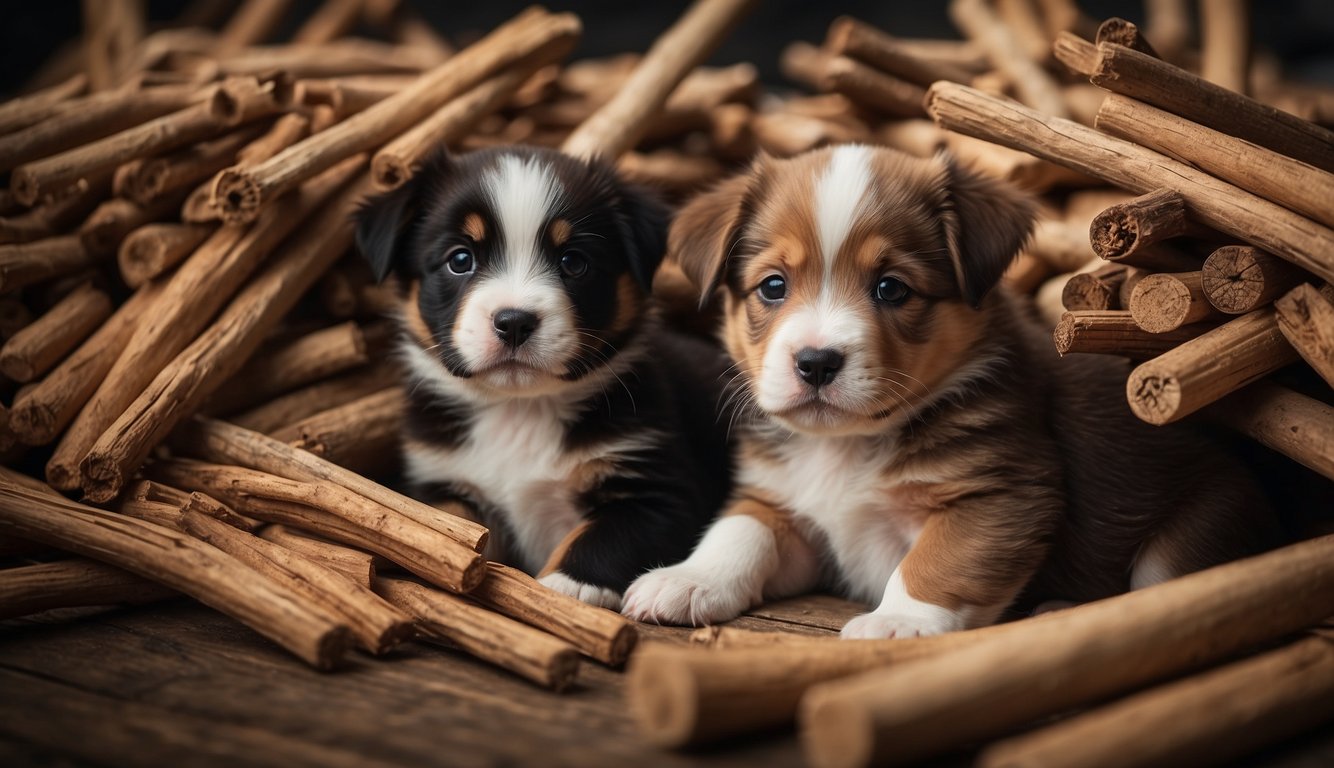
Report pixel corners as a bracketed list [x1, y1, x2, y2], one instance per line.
[461, 212, 486, 242]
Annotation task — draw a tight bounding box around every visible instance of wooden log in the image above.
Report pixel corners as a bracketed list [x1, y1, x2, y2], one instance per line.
[1087, 42, 1334, 174]
[1061, 263, 1127, 311]
[46, 157, 361, 493]
[0, 283, 112, 382]
[0, 236, 102, 295]
[949, 0, 1069, 119]
[924, 82, 1334, 285]
[118, 222, 216, 288]
[469, 562, 637, 666]
[1095, 17, 1160, 58]
[1087, 188, 1203, 269]
[1054, 310, 1206, 357]
[181, 509, 414, 655]
[1209, 381, 1334, 482]
[258, 525, 376, 589]
[1097, 94, 1334, 231]
[977, 634, 1334, 768]
[1199, 0, 1250, 94]
[1202, 245, 1308, 314]
[0, 558, 175, 619]
[113, 124, 267, 206]
[232, 367, 397, 435]
[0, 171, 113, 245]
[177, 417, 489, 553]
[1128, 271, 1224, 333]
[153, 459, 483, 594]
[116, 498, 186, 530]
[375, 577, 581, 691]
[8, 282, 159, 446]
[826, 16, 974, 86]
[128, 478, 259, 533]
[1125, 308, 1300, 425]
[1052, 31, 1098, 76]
[208, 321, 372, 415]
[560, 0, 756, 159]
[269, 388, 402, 476]
[1274, 283, 1334, 388]
[79, 192, 187, 256]
[797, 534, 1334, 768]
[210, 9, 581, 224]
[782, 43, 926, 119]
[0, 476, 353, 669]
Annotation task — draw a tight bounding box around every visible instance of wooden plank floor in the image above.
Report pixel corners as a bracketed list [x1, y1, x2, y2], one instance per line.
[1, 596, 1332, 767]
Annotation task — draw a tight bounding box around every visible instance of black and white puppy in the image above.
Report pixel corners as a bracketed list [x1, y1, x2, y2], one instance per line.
[355, 146, 732, 608]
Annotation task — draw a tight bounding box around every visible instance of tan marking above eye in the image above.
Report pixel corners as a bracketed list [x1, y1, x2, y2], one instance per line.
[549, 218, 572, 247]
[462, 212, 486, 241]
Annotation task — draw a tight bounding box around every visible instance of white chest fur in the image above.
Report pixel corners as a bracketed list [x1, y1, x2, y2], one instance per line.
[739, 434, 927, 602]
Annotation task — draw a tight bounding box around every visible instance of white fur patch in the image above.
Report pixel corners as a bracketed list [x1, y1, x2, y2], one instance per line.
[622, 515, 778, 625]
[814, 144, 873, 275]
[841, 568, 998, 639]
[484, 153, 563, 268]
[1130, 537, 1180, 590]
[540, 571, 623, 610]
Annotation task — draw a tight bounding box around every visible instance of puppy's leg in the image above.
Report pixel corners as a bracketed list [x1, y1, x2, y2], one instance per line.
[622, 495, 820, 625]
[1131, 483, 1277, 590]
[842, 507, 1051, 639]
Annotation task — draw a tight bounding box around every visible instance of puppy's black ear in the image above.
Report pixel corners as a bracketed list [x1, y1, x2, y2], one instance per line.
[938, 152, 1036, 307]
[669, 155, 765, 304]
[355, 153, 448, 283]
[615, 181, 670, 293]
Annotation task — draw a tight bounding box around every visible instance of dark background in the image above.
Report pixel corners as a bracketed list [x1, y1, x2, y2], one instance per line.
[3, 0, 1333, 95]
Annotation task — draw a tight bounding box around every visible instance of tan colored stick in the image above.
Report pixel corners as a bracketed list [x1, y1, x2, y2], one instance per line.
[0, 73, 87, 136]
[270, 387, 402, 476]
[182, 509, 414, 655]
[78, 171, 371, 502]
[259, 525, 376, 588]
[0, 171, 113, 245]
[949, 0, 1069, 119]
[116, 497, 186, 530]
[376, 576, 582, 691]
[182, 112, 311, 224]
[978, 633, 1334, 768]
[211, 8, 581, 224]
[8, 282, 159, 446]
[1096, 95, 1334, 231]
[0, 236, 101, 295]
[233, 367, 397, 434]
[798, 534, 1334, 768]
[1202, 245, 1308, 314]
[1088, 42, 1334, 174]
[0, 477, 353, 669]
[0, 558, 175, 619]
[0, 283, 111, 382]
[1061, 263, 1127, 311]
[1129, 271, 1224, 333]
[79, 192, 187, 256]
[292, 0, 364, 45]
[470, 562, 637, 666]
[208, 321, 371, 415]
[113, 123, 267, 206]
[1209, 380, 1334, 482]
[1274, 283, 1334, 388]
[1126, 307, 1300, 425]
[153, 459, 484, 594]
[561, 0, 756, 160]
[924, 82, 1334, 284]
[47, 157, 361, 493]
[1088, 188, 1203, 268]
[1054, 310, 1206, 357]
[128, 479, 258, 533]
[617, 150, 725, 195]
[177, 416, 489, 553]
[1052, 31, 1098, 76]
[826, 16, 974, 86]
[214, 0, 293, 54]
[117, 222, 216, 287]
[211, 38, 439, 79]
[1200, 0, 1250, 94]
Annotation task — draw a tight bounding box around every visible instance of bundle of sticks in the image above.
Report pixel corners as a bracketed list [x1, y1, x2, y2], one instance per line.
[0, 0, 758, 688]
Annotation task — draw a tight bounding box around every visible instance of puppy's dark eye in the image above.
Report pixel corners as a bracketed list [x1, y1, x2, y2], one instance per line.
[875, 276, 911, 305]
[560, 250, 589, 278]
[757, 274, 787, 302]
[446, 247, 474, 275]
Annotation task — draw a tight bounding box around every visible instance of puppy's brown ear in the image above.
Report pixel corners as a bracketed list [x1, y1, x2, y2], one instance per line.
[938, 153, 1036, 307]
[669, 158, 764, 303]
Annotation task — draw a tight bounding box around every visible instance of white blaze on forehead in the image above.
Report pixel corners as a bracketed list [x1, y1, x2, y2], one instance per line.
[814, 144, 874, 274]
[483, 153, 563, 275]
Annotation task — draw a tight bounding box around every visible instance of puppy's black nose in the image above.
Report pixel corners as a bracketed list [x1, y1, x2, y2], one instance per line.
[493, 308, 539, 349]
[795, 347, 844, 388]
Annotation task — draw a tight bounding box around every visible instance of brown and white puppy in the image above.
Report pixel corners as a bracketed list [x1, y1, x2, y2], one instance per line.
[622, 144, 1274, 636]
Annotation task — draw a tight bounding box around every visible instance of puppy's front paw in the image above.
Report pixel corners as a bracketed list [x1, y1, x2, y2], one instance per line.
[538, 571, 623, 610]
[840, 611, 959, 639]
[621, 565, 754, 626]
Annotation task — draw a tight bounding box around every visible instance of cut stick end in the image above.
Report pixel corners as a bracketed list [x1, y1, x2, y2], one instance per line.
[799, 688, 876, 768]
[1129, 274, 1193, 333]
[0, 355, 35, 383]
[1127, 363, 1182, 425]
[10, 167, 41, 207]
[626, 649, 701, 747]
[606, 621, 640, 666]
[1053, 312, 1076, 356]
[210, 168, 263, 225]
[312, 626, 356, 672]
[79, 456, 129, 504]
[371, 155, 412, 192]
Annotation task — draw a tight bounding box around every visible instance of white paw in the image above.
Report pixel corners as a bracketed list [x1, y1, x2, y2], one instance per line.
[621, 565, 756, 626]
[840, 611, 960, 639]
[538, 571, 623, 610]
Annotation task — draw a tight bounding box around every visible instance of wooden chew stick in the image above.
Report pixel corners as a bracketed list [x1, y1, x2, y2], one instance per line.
[182, 112, 311, 224]
[949, 0, 1069, 119]
[924, 82, 1334, 284]
[208, 321, 371, 415]
[1096, 94, 1334, 230]
[177, 417, 489, 553]
[1052, 31, 1098, 77]
[0, 283, 112, 382]
[470, 562, 637, 666]
[269, 387, 402, 476]
[797, 535, 1334, 768]
[118, 222, 216, 287]
[1087, 42, 1334, 174]
[1095, 17, 1159, 58]
[561, 0, 756, 160]
[233, 367, 397, 434]
[0, 171, 113, 245]
[1209, 381, 1334, 482]
[79, 193, 187, 256]
[182, 509, 414, 655]
[1054, 310, 1205, 357]
[0, 558, 175, 620]
[0, 477, 353, 670]
[113, 124, 267, 206]
[1062, 264, 1127, 311]
[211, 8, 582, 223]
[259, 525, 376, 589]
[8, 282, 160, 446]
[1128, 271, 1222, 333]
[0, 236, 102, 295]
[0, 73, 87, 136]
[1199, 0, 1250, 94]
[825, 16, 975, 86]
[376, 577, 581, 691]
[1274, 283, 1334, 388]
[1087, 188, 1201, 269]
[1202, 246, 1308, 315]
[153, 459, 483, 594]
